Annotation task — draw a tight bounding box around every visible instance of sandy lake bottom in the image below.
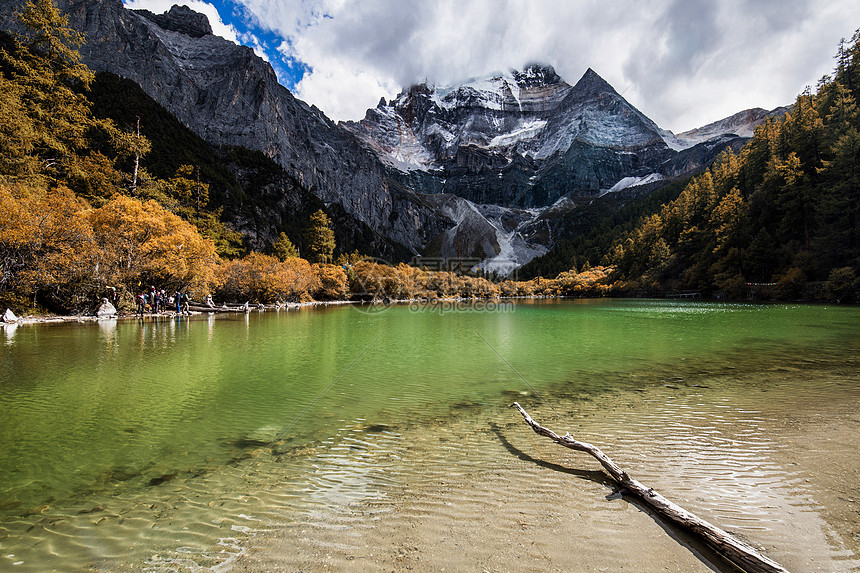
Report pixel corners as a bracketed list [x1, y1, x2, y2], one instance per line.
[230, 355, 860, 573]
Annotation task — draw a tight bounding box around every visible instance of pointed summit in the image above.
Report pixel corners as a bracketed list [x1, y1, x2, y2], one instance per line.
[571, 68, 618, 99]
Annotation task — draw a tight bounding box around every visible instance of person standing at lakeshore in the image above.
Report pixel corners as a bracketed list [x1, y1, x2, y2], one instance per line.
[150, 286, 159, 314]
[175, 290, 183, 315]
[137, 292, 146, 316]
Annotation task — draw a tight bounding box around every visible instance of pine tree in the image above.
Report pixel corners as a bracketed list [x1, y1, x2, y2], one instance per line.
[0, 74, 39, 179]
[816, 126, 860, 269]
[272, 232, 299, 261]
[304, 209, 335, 264]
[148, 165, 243, 259]
[0, 0, 131, 196]
[1, 0, 94, 175]
[108, 116, 152, 195]
[153, 164, 209, 220]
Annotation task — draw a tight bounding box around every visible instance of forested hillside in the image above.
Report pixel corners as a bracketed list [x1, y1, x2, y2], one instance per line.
[518, 178, 692, 280]
[603, 33, 860, 302]
[525, 32, 860, 303]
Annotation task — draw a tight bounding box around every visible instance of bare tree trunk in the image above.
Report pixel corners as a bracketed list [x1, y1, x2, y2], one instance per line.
[132, 116, 140, 195]
[511, 402, 789, 573]
[195, 165, 201, 224]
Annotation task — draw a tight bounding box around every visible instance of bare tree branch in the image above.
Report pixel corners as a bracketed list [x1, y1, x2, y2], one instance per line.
[511, 402, 789, 573]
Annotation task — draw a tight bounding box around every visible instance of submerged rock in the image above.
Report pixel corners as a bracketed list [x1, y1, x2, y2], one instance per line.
[148, 473, 177, 486]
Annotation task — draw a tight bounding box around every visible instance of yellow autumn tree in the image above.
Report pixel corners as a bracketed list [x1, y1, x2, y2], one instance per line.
[0, 183, 98, 311]
[313, 263, 348, 300]
[87, 195, 218, 294]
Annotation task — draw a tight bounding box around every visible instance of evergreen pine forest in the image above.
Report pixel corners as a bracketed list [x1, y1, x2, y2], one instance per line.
[1, 0, 858, 315]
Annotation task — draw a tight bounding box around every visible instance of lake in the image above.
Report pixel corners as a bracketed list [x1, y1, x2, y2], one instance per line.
[1, 299, 858, 571]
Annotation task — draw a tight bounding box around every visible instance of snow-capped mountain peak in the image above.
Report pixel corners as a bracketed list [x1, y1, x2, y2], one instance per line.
[429, 64, 570, 112]
[343, 65, 668, 172]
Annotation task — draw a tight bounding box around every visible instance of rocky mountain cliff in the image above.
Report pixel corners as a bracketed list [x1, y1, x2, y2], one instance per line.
[675, 107, 790, 147]
[0, 0, 452, 255]
[345, 65, 787, 209]
[343, 64, 786, 270]
[0, 1, 787, 273]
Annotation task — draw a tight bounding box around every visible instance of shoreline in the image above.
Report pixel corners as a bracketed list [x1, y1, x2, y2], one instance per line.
[2, 295, 853, 328]
[0, 299, 363, 326]
[0, 296, 532, 327]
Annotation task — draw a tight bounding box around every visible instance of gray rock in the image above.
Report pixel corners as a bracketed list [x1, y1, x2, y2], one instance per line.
[96, 298, 117, 318]
[345, 66, 676, 208]
[3, 0, 448, 253]
[135, 5, 212, 38]
[2, 308, 17, 323]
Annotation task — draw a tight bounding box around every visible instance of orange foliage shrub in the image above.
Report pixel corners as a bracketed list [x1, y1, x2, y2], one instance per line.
[553, 266, 614, 296]
[351, 260, 399, 299]
[215, 253, 319, 303]
[1, 187, 222, 311]
[313, 263, 348, 300]
[0, 184, 98, 310]
[349, 260, 502, 300]
[497, 280, 520, 297]
[392, 263, 424, 298]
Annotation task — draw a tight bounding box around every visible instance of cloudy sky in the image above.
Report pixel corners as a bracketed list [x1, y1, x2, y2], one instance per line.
[124, 0, 859, 133]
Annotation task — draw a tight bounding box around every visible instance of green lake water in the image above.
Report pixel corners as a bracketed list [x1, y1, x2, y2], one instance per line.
[0, 299, 858, 571]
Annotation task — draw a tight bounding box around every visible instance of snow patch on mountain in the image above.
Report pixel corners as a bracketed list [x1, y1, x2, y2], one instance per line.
[601, 173, 665, 196]
[489, 120, 547, 148]
[438, 195, 484, 225]
[671, 107, 790, 149]
[387, 147, 438, 172]
[472, 203, 552, 275]
[476, 230, 548, 276]
[432, 69, 526, 112]
[659, 129, 691, 152]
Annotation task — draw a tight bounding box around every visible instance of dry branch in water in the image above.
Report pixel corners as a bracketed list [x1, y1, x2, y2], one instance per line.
[511, 402, 789, 573]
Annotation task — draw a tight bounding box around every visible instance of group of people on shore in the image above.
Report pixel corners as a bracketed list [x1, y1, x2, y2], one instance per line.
[136, 287, 190, 316]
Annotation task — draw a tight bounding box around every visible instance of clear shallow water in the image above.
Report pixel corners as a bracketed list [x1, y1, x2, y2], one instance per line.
[0, 300, 858, 571]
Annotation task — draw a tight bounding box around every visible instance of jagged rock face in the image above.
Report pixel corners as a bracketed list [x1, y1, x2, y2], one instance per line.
[661, 135, 749, 178]
[136, 5, 212, 38]
[351, 65, 574, 166]
[344, 66, 676, 208]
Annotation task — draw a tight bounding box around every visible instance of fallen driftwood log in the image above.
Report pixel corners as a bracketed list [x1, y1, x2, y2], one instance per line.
[511, 402, 788, 573]
[186, 304, 238, 313]
[185, 304, 266, 313]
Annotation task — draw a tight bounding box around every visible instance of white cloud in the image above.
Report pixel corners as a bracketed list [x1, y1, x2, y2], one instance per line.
[236, 30, 271, 62]
[123, 0, 241, 45]
[240, 0, 658, 120]
[621, 0, 859, 131]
